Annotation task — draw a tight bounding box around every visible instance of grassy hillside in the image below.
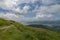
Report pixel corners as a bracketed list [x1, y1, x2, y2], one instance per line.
[0, 18, 60, 40]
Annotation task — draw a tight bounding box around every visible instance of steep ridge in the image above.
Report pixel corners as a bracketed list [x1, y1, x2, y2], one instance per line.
[0, 18, 60, 40]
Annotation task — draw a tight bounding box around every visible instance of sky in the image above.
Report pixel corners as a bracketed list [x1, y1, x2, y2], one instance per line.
[0, 0, 60, 24]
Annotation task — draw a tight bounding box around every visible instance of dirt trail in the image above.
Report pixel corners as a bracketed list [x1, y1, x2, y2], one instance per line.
[0, 25, 14, 30]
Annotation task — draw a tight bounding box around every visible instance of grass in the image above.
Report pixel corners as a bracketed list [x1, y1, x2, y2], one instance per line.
[0, 18, 60, 40]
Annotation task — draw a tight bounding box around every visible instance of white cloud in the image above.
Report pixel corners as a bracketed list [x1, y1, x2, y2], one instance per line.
[32, 4, 60, 21]
[0, 0, 32, 15]
[0, 13, 19, 21]
[4, 0, 18, 8]
[42, 0, 58, 5]
[14, 5, 30, 15]
[47, 4, 60, 14]
[0, 12, 34, 22]
[0, 0, 36, 9]
[0, 0, 18, 9]
[0, 0, 60, 23]
[36, 13, 53, 18]
[4, 13, 19, 18]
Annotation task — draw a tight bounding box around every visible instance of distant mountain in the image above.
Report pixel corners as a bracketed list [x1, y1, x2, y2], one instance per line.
[28, 20, 60, 32]
[0, 18, 60, 40]
[27, 21, 60, 25]
[28, 24, 60, 32]
[27, 20, 60, 32]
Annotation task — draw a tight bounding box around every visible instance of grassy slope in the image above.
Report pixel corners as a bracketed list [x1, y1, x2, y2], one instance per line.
[0, 18, 60, 40]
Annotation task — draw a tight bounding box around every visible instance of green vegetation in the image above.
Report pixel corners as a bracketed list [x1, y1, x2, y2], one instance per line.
[0, 18, 14, 28]
[0, 18, 60, 40]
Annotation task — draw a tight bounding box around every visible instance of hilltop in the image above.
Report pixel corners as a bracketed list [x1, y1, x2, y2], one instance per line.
[0, 18, 60, 40]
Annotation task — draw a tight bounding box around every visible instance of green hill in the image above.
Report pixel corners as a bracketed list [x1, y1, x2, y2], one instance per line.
[0, 18, 60, 40]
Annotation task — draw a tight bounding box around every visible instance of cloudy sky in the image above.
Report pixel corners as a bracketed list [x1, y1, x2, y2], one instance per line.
[0, 0, 60, 24]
